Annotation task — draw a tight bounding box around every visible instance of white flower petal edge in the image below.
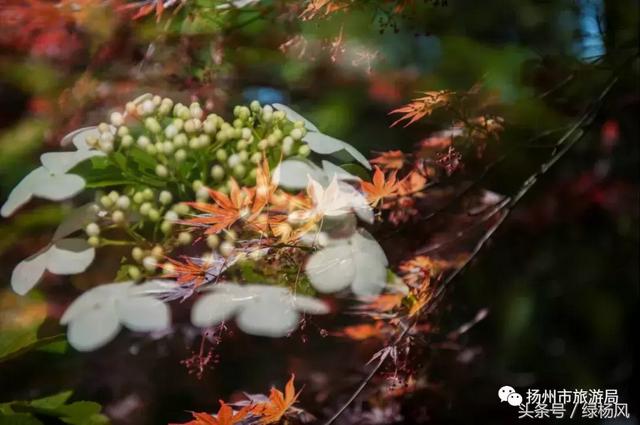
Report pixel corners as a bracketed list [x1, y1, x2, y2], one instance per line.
[305, 229, 388, 298]
[61, 281, 171, 351]
[272, 103, 371, 169]
[1, 126, 105, 217]
[191, 283, 329, 338]
[10, 206, 98, 295]
[11, 238, 95, 295]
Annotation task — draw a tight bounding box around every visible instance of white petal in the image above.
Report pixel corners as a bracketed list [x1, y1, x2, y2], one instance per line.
[67, 305, 121, 351]
[10, 247, 50, 295]
[60, 126, 99, 150]
[290, 295, 330, 314]
[305, 244, 354, 293]
[47, 238, 95, 275]
[353, 230, 388, 265]
[274, 159, 326, 190]
[236, 297, 299, 337]
[53, 203, 97, 241]
[116, 296, 170, 332]
[32, 173, 85, 201]
[41, 150, 104, 174]
[0, 168, 42, 217]
[351, 230, 388, 297]
[191, 287, 243, 327]
[321, 160, 360, 182]
[61, 282, 132, 325]
[273, 103, 319, 132]
[303, 132, 371, 170]
[303, 132, 346, 155]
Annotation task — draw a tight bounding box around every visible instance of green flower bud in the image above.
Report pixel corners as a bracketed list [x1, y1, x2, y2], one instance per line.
[133, 192, 144, 204]
[112, 210, 125, 224]
[233, 118, 243, 129]
[143, 188, 154, 201]
[163, 141, 174, 154]
[238, 151, 248, 162]
[228, 154, 241, 168]
[290, 128, 303, 140]
[173, 203, 190, 215]
[159, 190, 173, 205]
[100, 195, 113, 209]
[236, 140, 248, 151]
[146, 144, 157, 156]
[110, 112, 124, 126]
[155, 164, 168, 178]
[145, 117, 162, 133]
[298, 144, 311, 157]
[282, 136, 294, 155]
[219, 241, 234, 257]
[85, 222, 100, 237]
[132, 247, 144, 261]
[294, 120, 305, 129]
[233, 164, 246, 178]
[224, 229, 237, 241]
[188, 137, 200, 149]
[121, 134, 133, 148]
[199, 134, 211, 147]
[192, 180, 204, 191]
[139, 202, 152, 216]
[203, 120, 217, 134]
[216, 149, 228, 162]
[117, 126, 129, 137]
[173, 133, 188, 147]
[148, 209, 161, 222]
[206, 234, 220, 249]
[177, 232, 193, 245]
[250, 152, 262, 164]
[250, 100, 261, 112]
[273, 110, 285, 121]
[98, 122, 110, 133]
[128, 265, 141, 280]
[164, 124, 178, 139]
[160, 220, 173, 234]
[211, 164, 225, 181]
[257, 139, 268, 150]
[155, 142, 165, 154]
[116, 195, 131, 210]
[137, 135, 151, 149]
[151, 245, 164, 259]
[267, 134, 278, 147]
[88, 236, 100, 247]
[173, 118, 184, 131]
[142, 256, 157, 272]
[190, 103, 203, 119]
[196, 186, 210, 201]
[175, 149, 187, 162]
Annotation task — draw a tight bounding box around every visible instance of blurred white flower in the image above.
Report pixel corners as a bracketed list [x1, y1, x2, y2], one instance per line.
[11, 204, 97, 295]
[305, 229, 388, 298]
[1, 128, 104, 217]
[285, 174, 373, 226]
[272, 103, 371, 169]
[61, 280, 171, 351]
[191, 283, 329, 337]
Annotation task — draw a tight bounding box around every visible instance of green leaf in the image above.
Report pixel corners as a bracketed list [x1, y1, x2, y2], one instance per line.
[30, 392, 73, 410]
[0, 413, 43, 425]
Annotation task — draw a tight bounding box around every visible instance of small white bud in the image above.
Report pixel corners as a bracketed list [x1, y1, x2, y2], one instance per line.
[110, 112, 124, 127]
[85, 222, 100, 237]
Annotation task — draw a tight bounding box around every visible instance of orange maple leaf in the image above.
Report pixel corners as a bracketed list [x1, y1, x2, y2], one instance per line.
[396, 171, 427, 196]
[361, 167, 399, 207]
[161, 256, 211, 287]
[389, 90, 453, 127]
[370, 150, 406, 170]
[335, 322, 386, 340]
[171, 400, 251, 425]
[250, 374, 300, 424]
[182, 180, 262, 235]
